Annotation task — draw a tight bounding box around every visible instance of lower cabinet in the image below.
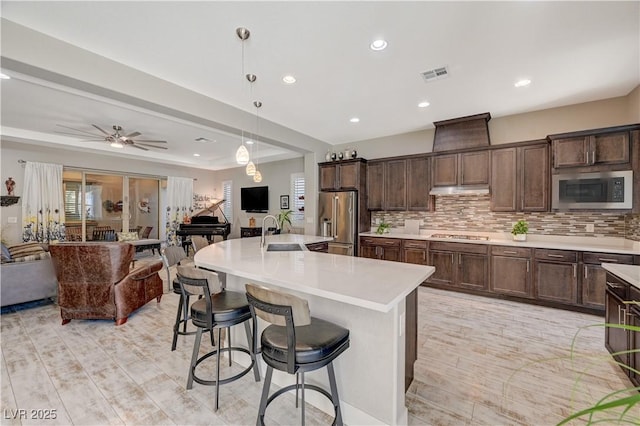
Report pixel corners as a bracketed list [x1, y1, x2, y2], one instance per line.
[359, 237, 402, 261]
[533, 249, 578, 305]
[427, 242, 488, 291]
[581, 252, 635, 310]
[490, 246, 533, 298]
[402, 239, 428, 265]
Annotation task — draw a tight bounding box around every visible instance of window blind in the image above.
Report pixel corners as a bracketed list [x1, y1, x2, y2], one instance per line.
[290, 173, 305, 225]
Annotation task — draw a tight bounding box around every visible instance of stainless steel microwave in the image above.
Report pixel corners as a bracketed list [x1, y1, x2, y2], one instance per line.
[552, 170, 633, 210]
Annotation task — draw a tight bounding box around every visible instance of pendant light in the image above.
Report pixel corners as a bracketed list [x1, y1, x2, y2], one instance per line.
[245, 73, 258, 176]
[252, 100, 262, 182]
[235, 27, 251, 165]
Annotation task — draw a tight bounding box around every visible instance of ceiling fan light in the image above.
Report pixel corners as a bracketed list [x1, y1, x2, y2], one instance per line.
[110, 141, 124, 149]
[253, 170, 262, 183]
[235, 145, 249, 165]
[246, 161, 256, 176]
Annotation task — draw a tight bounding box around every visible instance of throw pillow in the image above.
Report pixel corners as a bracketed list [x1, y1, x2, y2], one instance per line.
[7, 242, 45, 258]
[117, 231, 139, 242]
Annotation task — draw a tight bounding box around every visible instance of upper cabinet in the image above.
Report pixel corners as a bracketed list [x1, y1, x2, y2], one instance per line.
[319, 159, 366, 191]
[432, 150, 489, 187]
[491, 142, 549, 212]
[367, 156, 433, 211]
[549, 127, 633, 172]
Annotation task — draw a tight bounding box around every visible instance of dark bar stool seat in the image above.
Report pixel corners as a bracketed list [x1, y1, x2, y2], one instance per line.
[246, 283, 350, 426]
[178, 265, 260, 411]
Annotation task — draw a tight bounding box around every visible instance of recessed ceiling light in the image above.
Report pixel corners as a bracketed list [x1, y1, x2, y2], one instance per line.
[370, 39, 388, 51]
[193, 153, 200, 157]
[418, 101, 430, 108]
[514, 79, 531, 88]
[0, 73, 10, 80]
[282, 75, 296, 84]
[245, 139, 254, 145]
[350, 117, 360, 123]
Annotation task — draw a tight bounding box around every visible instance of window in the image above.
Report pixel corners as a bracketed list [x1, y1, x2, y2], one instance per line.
[222, 180, 233, 221]
[290, 173, 305, 226]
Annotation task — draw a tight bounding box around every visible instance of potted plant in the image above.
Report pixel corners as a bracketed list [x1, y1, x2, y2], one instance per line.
[511, 219, 529, 241]
[376, 221, 391, 235]
[276, 210, 293, 233]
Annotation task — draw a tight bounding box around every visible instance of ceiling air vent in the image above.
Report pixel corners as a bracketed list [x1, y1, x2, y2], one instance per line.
[421, 66, 449, 82]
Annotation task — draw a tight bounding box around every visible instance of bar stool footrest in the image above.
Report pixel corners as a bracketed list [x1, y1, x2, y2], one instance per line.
[263, 383, 340, 424]
[191, 346, 256, 386]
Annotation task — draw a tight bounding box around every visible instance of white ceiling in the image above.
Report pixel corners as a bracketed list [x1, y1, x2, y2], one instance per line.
[1, 1, 638, 170]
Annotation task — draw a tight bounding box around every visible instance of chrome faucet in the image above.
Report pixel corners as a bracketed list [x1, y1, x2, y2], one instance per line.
[261, 215, 279, 248]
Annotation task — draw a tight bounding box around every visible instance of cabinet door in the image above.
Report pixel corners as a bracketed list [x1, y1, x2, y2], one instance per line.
[407, 157, 432, 211]
[359, 244, 377, 259]
[460, 151, 489, 185]
[592, 132, 630, 165]
[384, 159, 407, 210]
[605, 290, 629, 367]
[338, 162, 359, 189]
[319, 165, 337, 191]
[582, 264, 606, 309]
[432, 154, 458, 187]
[520, 144, 549, 211]
[458, 253, 488, 290]
[534, 261, 578, 304]
[404, 248, 427, 265]
[553, 137, 589, 168]
[490, 148, 517, 211]
[367, 162, 384, 210]
[630, 308, 640, 387]
[491, 256, 532, 298]
[382, 246, 402, 262]
[427, 251, 455, 286]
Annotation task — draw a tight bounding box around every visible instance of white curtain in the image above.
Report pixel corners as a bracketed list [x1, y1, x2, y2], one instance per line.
[21, 162, 65, 243]
[166, 176, 194, 246]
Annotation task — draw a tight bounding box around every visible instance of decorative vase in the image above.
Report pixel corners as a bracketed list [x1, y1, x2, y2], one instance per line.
[351, 150, 357, 159]
[325, 150, 332, 161]
[513, 233, 526, 241]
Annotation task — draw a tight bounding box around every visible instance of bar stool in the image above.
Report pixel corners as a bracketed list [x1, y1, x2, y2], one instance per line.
[160, 246, 197, 351]
[177, 265, 260, 411]
[245, 283, 350, 426]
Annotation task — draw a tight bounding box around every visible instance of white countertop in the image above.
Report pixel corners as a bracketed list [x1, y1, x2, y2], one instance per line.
[602, 263, 640, 289]
[194, 234, 434, 313]
[360, 230, 640, 255]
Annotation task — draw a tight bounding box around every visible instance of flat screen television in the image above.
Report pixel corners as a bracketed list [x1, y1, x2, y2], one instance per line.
[241, 186, 269, 213]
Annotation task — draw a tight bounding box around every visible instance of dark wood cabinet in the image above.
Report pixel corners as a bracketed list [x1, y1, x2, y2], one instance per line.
[605, 272, 630, 369]
[629, 290, 640, 387]
[533, 249, 578, 305]
[402, 239, 428, 265]
[319, 159, 365, 191]
[366, 161, 384, 210]
[407, 156, 433, 211]
[432, 150, 489, 187]
[581, 252, 634, 310]
[367, 157, 433, 212]
[490, 246, 533, 298]
[384, 159, 407, 210]
[359, 237, 402, 262]
[550, 128, 632, 171]
[427, 242, 488, 291]
[491, 142, 549, 212]
[305, 241, 329, 253]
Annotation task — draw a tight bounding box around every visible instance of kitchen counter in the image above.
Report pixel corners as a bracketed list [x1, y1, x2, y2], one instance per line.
[194, 234, 434, 425]
[360, 230, 640, 255]
[602, 263, 640, 288]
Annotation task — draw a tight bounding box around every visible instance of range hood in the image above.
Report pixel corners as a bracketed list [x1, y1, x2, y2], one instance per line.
[429, 185, 490, 196]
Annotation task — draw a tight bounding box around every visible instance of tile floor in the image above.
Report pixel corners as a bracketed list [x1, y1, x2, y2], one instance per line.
[1, 284, 636, 425]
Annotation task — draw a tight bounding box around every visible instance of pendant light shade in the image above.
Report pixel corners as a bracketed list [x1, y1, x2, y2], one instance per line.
[235, 145, 249, 165]
[253, 170, 262, 183]
[246, 161, 256, 176]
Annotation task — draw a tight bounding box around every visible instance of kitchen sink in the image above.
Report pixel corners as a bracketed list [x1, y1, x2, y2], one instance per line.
[266, 243, 303, 252]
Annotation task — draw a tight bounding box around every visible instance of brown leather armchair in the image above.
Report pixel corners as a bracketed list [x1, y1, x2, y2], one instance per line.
[49, 242, 163, 325]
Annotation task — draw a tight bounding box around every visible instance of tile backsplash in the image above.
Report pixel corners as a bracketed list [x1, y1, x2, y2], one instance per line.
[371, 195, 640, 241]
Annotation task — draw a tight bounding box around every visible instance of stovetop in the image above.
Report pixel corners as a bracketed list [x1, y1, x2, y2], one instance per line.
[430, 234, 490, 241]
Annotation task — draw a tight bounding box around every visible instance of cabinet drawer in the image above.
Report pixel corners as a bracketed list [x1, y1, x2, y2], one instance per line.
[491, 246, 531, 258]
[605, 272, 629, 300]
[403, 239, 427, 249]
[361, 237, 401, 247]
[534, 249, 577, 263]
[583, 252, 634, 265]
[430, 242, 488, 255]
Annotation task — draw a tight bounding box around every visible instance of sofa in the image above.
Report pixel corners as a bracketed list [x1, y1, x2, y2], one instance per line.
[49, 242, 164, 325]
[1, 242, 58, 307]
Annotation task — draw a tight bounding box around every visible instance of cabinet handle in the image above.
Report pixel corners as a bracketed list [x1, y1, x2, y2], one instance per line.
[598, 258, 619, 263]
[459, 253, 462, 266]
[526, 260, 530, 273]
[547, 254, 564, 258]
[586, 151, 589, 165]
[622, 308, 627, 326]
[503, 251, 518, 255]
[584, 265, 588, 279]
[591, 150, 596, 165]
[573, 263, 577, 278]
[451, 254, 454, 264]
[607, 281, 625, 289]
[618, 305, 622, 325]
[422, 252, 426, 261]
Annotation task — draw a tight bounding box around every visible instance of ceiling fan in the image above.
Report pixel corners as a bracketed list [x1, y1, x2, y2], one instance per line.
[56, 124, 168, 151]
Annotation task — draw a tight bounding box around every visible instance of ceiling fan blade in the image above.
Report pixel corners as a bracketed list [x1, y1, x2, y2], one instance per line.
[125, 131, 141, 138]
[92, 124, 111, 135]
[136, 143, 168, 150]
[79, 139, 107, 142]
[131, 144, 149, 151]
[55, 130, 104, 138]
[56, 124, 102, 137]
[133, 139, 167, 143]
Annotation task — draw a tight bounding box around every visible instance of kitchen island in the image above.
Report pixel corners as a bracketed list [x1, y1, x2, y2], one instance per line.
[194, 233, 434, 425]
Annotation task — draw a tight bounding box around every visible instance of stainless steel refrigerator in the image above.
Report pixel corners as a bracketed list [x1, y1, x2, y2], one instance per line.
[318, 191, 357, 256]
